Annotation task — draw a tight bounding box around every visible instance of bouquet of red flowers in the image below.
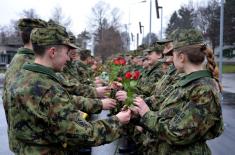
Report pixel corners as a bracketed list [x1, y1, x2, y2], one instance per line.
[122, 70, 141, 106]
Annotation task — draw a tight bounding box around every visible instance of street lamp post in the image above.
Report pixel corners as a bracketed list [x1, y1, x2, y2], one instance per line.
[148, 0, 152, 46]
[158, 6, 163, 40]
[219, 0, 224, 84]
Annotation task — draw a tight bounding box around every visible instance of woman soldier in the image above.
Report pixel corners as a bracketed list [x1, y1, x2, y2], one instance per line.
[132, 36, 224, 154]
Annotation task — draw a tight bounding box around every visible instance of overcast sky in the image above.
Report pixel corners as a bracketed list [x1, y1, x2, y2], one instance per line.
[0, 0, 209, 47]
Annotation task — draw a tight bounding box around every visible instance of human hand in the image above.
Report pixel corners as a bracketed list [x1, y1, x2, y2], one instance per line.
[101, 98, 117, 110]
[133, 97, 150, 117]
[96, 86, 111, 97]
[115, 90, 127, 102]
[116, 109, 131, 124]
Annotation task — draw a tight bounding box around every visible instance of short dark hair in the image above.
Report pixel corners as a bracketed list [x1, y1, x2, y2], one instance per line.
[20, 27, 33, 44]
[80, 49, 91, 61]
[32, 44, 65, 56]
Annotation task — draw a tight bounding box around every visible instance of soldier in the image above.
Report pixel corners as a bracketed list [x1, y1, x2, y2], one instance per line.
[135, 45, 164, 97]
[133, 34, 224, 155]
[2, 18, 47, 152]
[7, 26, 131, 154]
[57, 35, 111, 99]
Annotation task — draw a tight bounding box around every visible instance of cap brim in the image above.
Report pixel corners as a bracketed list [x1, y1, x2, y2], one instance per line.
[66, 42, 78, 49]
[157, 39, 173, 45]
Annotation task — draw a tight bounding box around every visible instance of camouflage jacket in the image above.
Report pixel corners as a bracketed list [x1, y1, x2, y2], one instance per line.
[75, 60, 94, 85]
[57, 61, 98, 98]
[136, 61, 164, 97]
[145, 65, 184, 111]
[140, 70, 224, 155]
[3, 47, 35, 124]
[8, 63, 123, 154]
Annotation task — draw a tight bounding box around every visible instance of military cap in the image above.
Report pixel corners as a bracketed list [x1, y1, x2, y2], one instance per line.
[144, 45, 164, 54]
[30, 27, 78, 49]
[156, 38, 173, 45]
[18, 18, 47, 31]
[47, 19, 66, 31]
[69, 34, 82, 51]
[173, 29, 204, 50]
[80, 49, 91, 57]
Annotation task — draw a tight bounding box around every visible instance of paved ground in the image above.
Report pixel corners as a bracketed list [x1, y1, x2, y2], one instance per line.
[0, 73, 235, 155]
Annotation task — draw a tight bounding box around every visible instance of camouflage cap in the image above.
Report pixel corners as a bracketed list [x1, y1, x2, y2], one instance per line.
[173, 29, 204, 50]
[30, 27, 78, 49]
[80, 49, 91, 57]
[18, 18, 47, 31]
[156, 38, 173, 45]
[69, 34, 82, 51]
[145, 45, 164, 54]
[47, 19, 66, 31]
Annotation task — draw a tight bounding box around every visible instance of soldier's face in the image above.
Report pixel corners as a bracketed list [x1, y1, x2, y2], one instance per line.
[147, 51, 162, 65]
[53, 45, 70, 72]
[173, 51, 184, 72]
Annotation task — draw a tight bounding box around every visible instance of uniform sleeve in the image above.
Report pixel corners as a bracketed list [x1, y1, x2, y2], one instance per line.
[136, 69, 163, 96]
[140, 85, 221, 145]
[71, 95, 103, 114]
[43, 87, 123, 147]
[62, 81, 98, 98]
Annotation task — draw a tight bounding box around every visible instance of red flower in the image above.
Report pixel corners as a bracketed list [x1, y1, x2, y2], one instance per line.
[113, 59, 120, 65]
[125, 72, 132, 79]
[117, 77, 123, 81]
[133, 71, 141, 80]
[119, 58, 126, 65]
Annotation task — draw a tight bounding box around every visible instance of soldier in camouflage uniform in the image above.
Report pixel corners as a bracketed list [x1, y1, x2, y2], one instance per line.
[57, 35, 111, 99]
[7, 26, 132, 155]
[2, 18, 47, 152]
[132, 32, 224, 155]
[135, 45, 164, 97]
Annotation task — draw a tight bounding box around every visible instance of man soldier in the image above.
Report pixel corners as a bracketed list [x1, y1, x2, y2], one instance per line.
[2, 18, 47, 152]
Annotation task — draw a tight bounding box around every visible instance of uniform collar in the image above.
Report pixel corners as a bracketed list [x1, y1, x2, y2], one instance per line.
[23, 63, 60, 83]
[17, 47, 34, 55]
[179, 70, 212, 87]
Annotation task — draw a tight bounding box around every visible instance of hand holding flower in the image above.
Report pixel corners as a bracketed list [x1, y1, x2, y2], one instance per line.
[133, 97, 150, 117]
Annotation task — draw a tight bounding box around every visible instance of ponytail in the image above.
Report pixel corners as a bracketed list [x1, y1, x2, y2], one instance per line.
[201, 45, 222, 91]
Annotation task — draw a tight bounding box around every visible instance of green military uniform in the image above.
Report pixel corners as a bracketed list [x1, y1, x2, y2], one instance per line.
[2, 18, 47, 152]
[137, 30, 223, 154]
[136, 61, 163, 97]
[7, 25, 124, 155]
[140, 70, 223, 155]
[135, 46, 164, 97]
[8, 63, 123, 154]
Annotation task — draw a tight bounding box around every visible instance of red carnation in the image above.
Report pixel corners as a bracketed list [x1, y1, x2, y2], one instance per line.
[113, 59, 120, 65]
[125, 72, 132, 79]
[133, 71, 141, 80]
[119, 58, 126, 65]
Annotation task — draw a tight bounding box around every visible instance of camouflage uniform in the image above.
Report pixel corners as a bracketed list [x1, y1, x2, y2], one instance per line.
[139, 70, 223, 155]
[135, 46, 164, 97]
[7, 26, 124, 155]
[2, 18, 47, 152]
[136, 61, 164, 97]
[8, 63, 123, 154]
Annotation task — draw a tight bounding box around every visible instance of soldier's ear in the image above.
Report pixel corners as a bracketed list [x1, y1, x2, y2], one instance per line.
[48, 47, 56, 58]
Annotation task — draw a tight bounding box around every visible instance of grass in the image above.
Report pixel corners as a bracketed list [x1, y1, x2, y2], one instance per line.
[222, 64, 235, 73]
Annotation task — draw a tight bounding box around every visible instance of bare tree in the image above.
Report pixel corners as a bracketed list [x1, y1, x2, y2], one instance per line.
[19, 8, 39, 18]
[50, 6, 72, 29]
[89, 1, 126, 60]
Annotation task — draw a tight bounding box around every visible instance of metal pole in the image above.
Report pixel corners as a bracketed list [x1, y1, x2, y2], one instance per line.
[148, 0, 152, 46]
[160, 7, 163, 40]
[219, 0, 224, 84]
